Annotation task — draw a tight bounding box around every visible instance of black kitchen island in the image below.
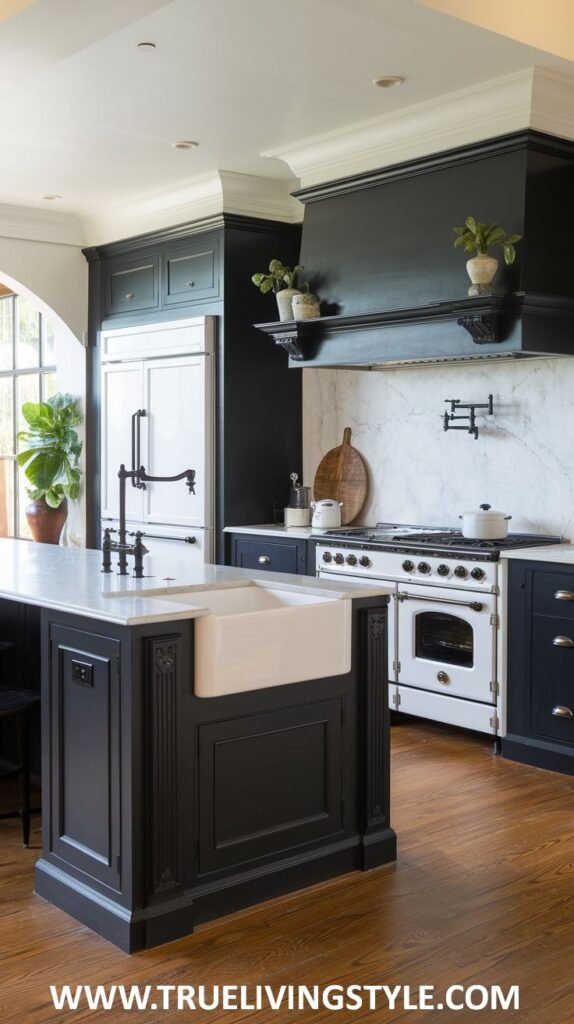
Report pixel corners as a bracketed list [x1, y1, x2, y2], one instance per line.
[0, 541, 395, 952]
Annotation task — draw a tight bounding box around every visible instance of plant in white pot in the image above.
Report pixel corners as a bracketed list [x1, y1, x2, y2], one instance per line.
[251, 259, 304, 321]
[292, 283, 321, 321]
[453, 217, 522, 296]
[17, 392, 83, 544]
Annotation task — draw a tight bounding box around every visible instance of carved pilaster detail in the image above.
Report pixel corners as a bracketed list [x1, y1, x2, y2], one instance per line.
[147, 635, 181, 894]
[362, 607, 388, 829]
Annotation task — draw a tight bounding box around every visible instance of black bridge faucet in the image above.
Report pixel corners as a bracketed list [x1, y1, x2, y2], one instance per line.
[102, 463, 196, 577]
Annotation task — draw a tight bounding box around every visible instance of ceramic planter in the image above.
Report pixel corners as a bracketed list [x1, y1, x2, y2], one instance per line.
[26, 497, 68, 544]
[276, 288, 300, 322]
[292, 293, 321, 321]
[465, 253, 499, 296]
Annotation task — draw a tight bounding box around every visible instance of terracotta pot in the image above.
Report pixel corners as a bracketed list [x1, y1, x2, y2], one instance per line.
[26, 497, 68, 544]
[276, 288, 300, 321]
[465, 253, 499, 296]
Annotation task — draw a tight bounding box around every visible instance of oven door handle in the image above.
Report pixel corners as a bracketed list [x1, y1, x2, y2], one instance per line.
[397, 591, 484, 612]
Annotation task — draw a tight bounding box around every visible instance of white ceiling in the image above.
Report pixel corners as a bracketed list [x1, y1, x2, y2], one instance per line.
[0, 0, 571, 224]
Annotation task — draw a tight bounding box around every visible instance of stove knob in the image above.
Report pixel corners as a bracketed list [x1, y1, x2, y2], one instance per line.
[322, 551, 332, 563]
[346, 554, 358, 566]
[359, 555, 372, 568]
[454, 565, 468, 579]
[418, 561, 431, 574]
[437, 564, 450, 577]
[334, 553, 345, 565]
[471, 567, 486, 581]
[402, 559, 415, 572]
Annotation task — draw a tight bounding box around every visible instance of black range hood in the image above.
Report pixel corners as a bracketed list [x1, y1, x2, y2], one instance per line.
[257, 131, 574, 369]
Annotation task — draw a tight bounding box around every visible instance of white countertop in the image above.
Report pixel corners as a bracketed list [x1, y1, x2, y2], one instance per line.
[0, 539, 391, 626]
[224, 523, 353, 540]
[502, 543, 574, 564]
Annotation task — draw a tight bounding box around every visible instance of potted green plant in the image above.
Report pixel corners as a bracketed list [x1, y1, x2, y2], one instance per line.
[251, 259, 304, 321]
[453, 217, 522, 295]
[17, 392, 83, 544]
[292, 283, 321, 321]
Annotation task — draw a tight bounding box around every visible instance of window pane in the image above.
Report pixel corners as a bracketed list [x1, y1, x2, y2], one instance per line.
[0, 459, 15, 537]
[17, 373, 40, 433]
[17, 467, 32, 539]
[43, 316, 56, 366]
[16, 297, 40, 369]
[0, 296, 13, 371]
[0, 377, 14, 455]
[42, 371, 57, 399]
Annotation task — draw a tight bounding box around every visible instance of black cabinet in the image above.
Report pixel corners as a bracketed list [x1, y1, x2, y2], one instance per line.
[104, 254, 160, 318]
[229, 532, 309, 575]
[504, 560, 574, 774]
[198, 700, 343, 874]
[163, 236, 220, 307]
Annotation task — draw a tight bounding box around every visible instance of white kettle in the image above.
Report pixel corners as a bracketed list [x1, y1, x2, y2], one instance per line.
[311, 499, 343, 530]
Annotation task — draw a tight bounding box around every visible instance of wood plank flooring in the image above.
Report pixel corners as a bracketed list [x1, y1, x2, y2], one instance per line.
[1, 720, 574, 1022]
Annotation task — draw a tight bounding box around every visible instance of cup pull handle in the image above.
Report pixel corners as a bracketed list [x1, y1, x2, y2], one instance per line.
[553, 636, 574, 647]
[258, 555, 271, 565]
[552, 705, 573, 718]
[555, 590, 574, 601]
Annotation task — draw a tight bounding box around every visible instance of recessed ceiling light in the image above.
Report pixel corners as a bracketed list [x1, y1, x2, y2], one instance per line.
[373, 75, 405, 89]
[137, 41, 156, 50]
[42, 194, 63, 200]
[172, 140, 199, 150]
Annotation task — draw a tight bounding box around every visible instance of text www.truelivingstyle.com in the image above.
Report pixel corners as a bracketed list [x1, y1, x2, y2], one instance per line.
[50, 983, 520, 1013]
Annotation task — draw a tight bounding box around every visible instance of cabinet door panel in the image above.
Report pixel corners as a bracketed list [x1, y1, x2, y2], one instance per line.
[101, 363, 143, 520]
[104, 255, 159, 317]
[49, 625, 121, 891]
[532, 571, 574, 620]
[142, 354, 212, 527]
[163, 239, 219, 307]
[530, 615, 574, 744]
[198, 701, 343, 874]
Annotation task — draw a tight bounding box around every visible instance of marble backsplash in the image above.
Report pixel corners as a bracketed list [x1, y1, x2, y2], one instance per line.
[303, 356, 574, 540]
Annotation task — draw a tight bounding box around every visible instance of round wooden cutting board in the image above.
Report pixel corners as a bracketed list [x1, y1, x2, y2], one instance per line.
[313, 427, 368, 525]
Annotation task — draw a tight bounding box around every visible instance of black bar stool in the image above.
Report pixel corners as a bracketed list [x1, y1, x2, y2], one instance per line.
[0, 686, 40, 847]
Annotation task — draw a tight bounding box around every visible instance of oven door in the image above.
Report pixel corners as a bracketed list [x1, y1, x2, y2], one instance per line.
[396, 584, 496, 703]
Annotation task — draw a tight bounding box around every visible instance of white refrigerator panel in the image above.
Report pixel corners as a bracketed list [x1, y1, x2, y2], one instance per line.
[101, 362, 143, 520]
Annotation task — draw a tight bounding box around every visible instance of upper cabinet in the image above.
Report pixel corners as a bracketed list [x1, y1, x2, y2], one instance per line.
[104, 254, 160, 318]
[163, 237, 220, 307]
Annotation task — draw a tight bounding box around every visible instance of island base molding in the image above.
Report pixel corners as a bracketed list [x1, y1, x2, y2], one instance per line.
[37, 599, 395, 952]
[35, 829, 397, 953]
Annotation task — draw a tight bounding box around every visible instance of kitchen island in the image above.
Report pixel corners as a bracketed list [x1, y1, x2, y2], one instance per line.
[0, 540, 395, 952]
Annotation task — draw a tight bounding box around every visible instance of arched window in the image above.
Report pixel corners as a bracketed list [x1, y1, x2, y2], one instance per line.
[0, 290, 57, 538]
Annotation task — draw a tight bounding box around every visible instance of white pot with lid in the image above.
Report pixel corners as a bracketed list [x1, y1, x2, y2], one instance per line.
[459, 503, 512, 540]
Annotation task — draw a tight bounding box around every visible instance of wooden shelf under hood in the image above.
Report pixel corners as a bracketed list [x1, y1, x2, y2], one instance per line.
[255, 292, 574, 370]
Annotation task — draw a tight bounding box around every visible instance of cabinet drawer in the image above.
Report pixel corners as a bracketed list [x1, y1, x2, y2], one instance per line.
[163, 238, 220, 306]
[532, 571, 574, 619]
[231, 536, 306, 575]
[530, 615, 574, 744]
[104, 255, 159, 317]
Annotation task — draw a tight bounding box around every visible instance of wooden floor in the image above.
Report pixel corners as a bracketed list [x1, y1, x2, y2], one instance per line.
[1, 720, 574, 1022]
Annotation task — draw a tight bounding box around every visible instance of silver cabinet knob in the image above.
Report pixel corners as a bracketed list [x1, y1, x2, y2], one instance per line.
[258, 555, 271, 565]
[552, 705, 573, 718]
[553, 636, 574, 647]
[555, 590, 574, 601]
[437, 671, 450, 684]
[186, 281, 195, 287]
[125, 292, 134, 300]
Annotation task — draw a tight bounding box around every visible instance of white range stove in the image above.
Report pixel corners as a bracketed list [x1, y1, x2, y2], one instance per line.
[316, 524, 562, 738]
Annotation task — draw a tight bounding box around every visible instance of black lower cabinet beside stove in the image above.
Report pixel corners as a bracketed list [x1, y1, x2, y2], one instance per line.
[503, 559, 574, 775]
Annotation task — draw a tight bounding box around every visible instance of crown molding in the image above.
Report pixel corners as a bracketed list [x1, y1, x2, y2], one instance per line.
[530, 69, 574, 140]
[263, 69, 540, 188]
[0, 202, 85, 246]
[81, 170, 302, 246]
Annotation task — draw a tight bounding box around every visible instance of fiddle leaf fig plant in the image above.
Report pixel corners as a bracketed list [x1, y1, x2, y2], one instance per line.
[17, 392, 83, 508]
[453, 217, 522, 265]
[251, 259, 304, 294]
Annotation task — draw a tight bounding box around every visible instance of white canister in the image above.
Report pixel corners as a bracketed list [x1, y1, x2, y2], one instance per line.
[459, 503, 512, 540]
[284, 507, 311, 528]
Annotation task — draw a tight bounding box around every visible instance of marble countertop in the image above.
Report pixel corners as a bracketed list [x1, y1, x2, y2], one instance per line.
[223, 523, 354, 540]
[502, 543, 574, 564]
[0, 539, 391, 626]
